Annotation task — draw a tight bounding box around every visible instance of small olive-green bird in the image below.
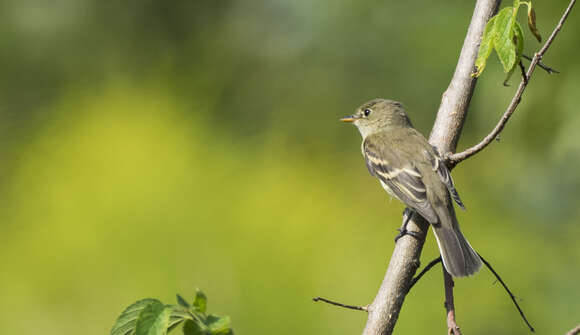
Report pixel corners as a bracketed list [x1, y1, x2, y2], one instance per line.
[341, 98, 482, 277]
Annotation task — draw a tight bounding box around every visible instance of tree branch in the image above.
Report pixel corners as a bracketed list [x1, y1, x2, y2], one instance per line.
[449, 0, 577, 166]
[312, 297, 368, 311]
[443, 269, 462, 335]
[566, 324, 580, 335]
[362, 1, 501, 334]
[408, 257, 442, 291]
[521, 54, 559, 74]
[478, 255, 535, 332]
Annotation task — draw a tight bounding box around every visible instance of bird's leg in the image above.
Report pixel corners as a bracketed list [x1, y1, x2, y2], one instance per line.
[394, 207, 422, 242]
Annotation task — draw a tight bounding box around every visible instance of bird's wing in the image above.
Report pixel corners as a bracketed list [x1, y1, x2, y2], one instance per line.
[363, 137, 438, 223]
[425, 146, 465, 210]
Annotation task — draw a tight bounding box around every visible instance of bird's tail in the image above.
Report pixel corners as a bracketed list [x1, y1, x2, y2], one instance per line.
[431, 206, 482, 277]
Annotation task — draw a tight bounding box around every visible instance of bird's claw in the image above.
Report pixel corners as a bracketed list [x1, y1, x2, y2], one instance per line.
[394, 228, 422, 242]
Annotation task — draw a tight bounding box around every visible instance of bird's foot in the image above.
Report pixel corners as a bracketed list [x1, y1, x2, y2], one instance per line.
[394, 207, 422, 242]
[394, 228, 422, 242]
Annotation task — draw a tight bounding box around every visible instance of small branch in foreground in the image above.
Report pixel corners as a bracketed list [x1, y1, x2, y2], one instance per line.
[443, 269, 463, 335]
[312, 297, 368, 311]
[448, 0, 577, 166]
[408, 257, 442, 291]
[479, 254, 535, 332]
[566, 324, 580, 335]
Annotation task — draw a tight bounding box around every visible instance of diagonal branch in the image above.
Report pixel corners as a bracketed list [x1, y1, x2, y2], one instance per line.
[361, 1, 501, 334]
[408, 257, 442, 291]
[479, 255, 535, 332]
[449, 0, 577, 166]
[566, 324, 580, 335]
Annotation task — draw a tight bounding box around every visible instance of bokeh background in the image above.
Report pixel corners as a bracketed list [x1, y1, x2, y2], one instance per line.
[1, 0, 579, 334]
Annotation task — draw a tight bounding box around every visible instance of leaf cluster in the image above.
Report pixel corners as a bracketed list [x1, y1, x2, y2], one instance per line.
[110, 289, 233, 335]
[473, 0, 542, 80]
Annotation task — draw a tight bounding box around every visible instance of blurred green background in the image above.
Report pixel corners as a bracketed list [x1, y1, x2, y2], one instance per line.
[1, 1, 579, 334]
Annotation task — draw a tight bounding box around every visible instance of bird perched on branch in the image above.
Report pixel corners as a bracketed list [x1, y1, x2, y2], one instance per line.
[341, 98, 482, 277]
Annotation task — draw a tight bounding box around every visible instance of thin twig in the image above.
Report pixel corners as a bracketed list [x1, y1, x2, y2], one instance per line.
[407, 253, 534, 332]
[522, 54, 559, 74]
[312, 297, 368, 311]
[449, 0, 577, 166]
[408, 257, 442, 291]
[479, 254, 535, 332]
[443, 269, 462, 335]
[566, 324, 580, 335]
[410, 255, 534, 332]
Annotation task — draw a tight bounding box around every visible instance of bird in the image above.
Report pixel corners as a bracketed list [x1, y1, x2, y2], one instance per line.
[341, 98, 482, 277]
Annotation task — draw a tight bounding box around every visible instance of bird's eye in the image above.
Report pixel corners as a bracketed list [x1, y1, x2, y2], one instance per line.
[364, 109, 372, 117]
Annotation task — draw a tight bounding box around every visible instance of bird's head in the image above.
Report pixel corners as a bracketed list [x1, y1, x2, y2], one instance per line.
[341, 99, 412, 138]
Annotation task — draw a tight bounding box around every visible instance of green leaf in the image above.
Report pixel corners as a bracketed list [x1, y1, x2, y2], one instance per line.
[135, 301, 172, 335]
[206, 315, 233, 335]
[111, 299, 161, 335]
[473, 16, 497, 77]
[166, 318, 184, 334]
[493, 7, 518, 73]
[514, 21, 524, 57]
[502, 21, 525, 86]
[192, 289, 207, 314]
[183, 320, 205, 335]
[168, 306, 191, 321]
[166, 306, 190, 334]
[176, 295, 190, 309]
[527, 3, 542, 42]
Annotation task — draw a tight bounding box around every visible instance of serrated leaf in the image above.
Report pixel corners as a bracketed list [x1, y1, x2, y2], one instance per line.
[206, 315, 232, 335]
[135, 301, 172, 335]
[183, 320, 205, 335]
[176, 295, 190, 309]
[473, 16, 498, 77]
[493, 7, 518, 73]
[527, 4, 542, 42]
[111, 299, 161, 335]
[192, 289, 207, 314]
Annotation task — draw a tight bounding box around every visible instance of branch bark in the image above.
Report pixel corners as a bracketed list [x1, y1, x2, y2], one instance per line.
[566, 324, 580, 335]
[362, 1, 501, 334]
[443, 269, 462, 335]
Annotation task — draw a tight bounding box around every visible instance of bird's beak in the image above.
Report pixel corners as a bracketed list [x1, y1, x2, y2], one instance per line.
[340, 115, 356, 123]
